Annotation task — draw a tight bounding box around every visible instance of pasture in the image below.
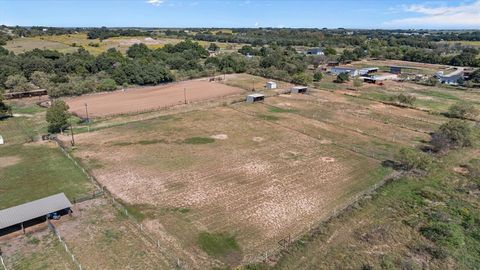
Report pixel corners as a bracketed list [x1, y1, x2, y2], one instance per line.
[4, 33, 245, 55]
[62, 74, 446, 267]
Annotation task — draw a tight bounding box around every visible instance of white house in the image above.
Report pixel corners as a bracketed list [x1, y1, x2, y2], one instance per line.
[266, 81, 277, 89]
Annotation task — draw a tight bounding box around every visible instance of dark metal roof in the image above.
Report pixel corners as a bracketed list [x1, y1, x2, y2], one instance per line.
[0, 193, 72, 229]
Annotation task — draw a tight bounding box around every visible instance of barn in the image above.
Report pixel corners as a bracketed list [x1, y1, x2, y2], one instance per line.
[291, 86, 308, 94]
[0, 193, 72, 236]
[246, 93, 265, 103]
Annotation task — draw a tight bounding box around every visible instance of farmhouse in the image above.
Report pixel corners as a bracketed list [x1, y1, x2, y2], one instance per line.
[305, 48, 324, 55]
[0, 193, 72, 236]
[291, 86, 308, 94]
[266, 81, 277, 89]
[330, 66, 358, 76]
[246, 93, 265, 103]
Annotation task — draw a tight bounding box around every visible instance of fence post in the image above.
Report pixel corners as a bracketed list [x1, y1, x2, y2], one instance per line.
[0, 255, 7, 270]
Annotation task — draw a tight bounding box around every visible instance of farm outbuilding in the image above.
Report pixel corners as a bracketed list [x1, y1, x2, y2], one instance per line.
[0, 193, 72, 236]
[0, 135, 3, 145]
[291, 86, 308, 94]
[266, 81, 277, 89]
[246, 93, 265, 103]
[330, 67, 358, 76]
[305, 48, 324, 55]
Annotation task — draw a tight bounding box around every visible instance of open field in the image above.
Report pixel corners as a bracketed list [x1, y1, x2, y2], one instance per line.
[0, 100, 95, 209]
[65, 79, 245, 118]
[4, 33, 247, 55]
[59, 73, 449, 267]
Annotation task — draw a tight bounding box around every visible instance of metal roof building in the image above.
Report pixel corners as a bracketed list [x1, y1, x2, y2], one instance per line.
[246, 93, 265, 103]
[0, 193, 72, 230]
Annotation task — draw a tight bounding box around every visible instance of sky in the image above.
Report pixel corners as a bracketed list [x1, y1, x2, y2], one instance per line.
[0, 0, 480, 29]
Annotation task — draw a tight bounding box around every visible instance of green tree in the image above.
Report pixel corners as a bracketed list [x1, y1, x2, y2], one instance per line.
[5, 74, 35, 92]
[292, 72, 313, 85]
[396, 147, 432, 171]
[0, 94, 11, 118]
[46, 100, 70, 133]
[30, 71, 54, 89]
[208, 43, 219, 52]
[393, 93, 416, 106]
[324, 47, 336, 56]
[334, 73, 349, 83]
[430, 120, 473, 152]
[313, 72, 323, 82]
[448, 102, 478, 120]
[98, 78, 117, 91]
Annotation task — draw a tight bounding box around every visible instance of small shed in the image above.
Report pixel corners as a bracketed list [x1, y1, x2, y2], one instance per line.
[266, 81, 277, 89]
[291, 86, 308, 94]
[246, 93, 265, 103]
[0, 135, 3, 145]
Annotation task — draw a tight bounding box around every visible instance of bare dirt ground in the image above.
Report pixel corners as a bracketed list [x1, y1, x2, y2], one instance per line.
[65, 79, 245, 118]
[67, 105, 383, 267]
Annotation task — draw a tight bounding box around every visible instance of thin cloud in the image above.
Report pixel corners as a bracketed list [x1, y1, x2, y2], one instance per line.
[146, 0, 164, 6]
[385, 1, 480, 27]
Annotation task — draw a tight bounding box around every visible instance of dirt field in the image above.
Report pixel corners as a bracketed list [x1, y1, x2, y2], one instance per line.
[65, 79, 245, 118]
[67, 104, 389, 267]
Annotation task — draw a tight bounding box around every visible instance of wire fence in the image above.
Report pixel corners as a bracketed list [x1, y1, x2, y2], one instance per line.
[0, 255, 7, 270]
[52, 138, 185, 269]
[47, 221, 83, 270]
[243, 170, 403, 265]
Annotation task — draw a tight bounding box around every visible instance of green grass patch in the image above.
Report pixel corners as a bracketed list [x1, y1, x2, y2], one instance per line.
[11, 104, 45, 115]
[184, 137, 215, 144]
[198, 232, 240, 258]
[268, 107, 297, 113]
[0, 144, 93, 209]
[256, 114, 280, 121]
[421, 90, 461, 101]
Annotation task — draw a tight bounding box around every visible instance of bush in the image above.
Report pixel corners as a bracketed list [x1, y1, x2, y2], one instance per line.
[313, 72, 323, 82]
[396, 147, 432, 171]
[353, 78, 363, 87]
[334, 73, 349, 83]
[392, 93, 416, 106]
[98, 78, 117, 92]
[430, 120, 473, 152]
[448, 102, 478, 120]
[0, 95, 12, 118]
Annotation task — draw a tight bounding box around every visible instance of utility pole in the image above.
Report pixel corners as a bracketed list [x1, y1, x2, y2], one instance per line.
[70, 119, 75, 146]
[252, 79, 255, 92]
[184, 88, 187, 104]
[84, 103, 89, 123]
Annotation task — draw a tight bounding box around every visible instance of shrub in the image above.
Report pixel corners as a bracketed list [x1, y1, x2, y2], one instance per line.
[396, 147, 432, 171]
[430, 120, 473, 152]
[313, 72, 323, 82]
[184, 137, 215, 144]
[334, 73, 349, 83]
[353, 78, 363, 87]
[448, 102, 478, 120]
[392, 93, 416, 106]
[291, 72, 313, 85]
[420, 222, 465, 248]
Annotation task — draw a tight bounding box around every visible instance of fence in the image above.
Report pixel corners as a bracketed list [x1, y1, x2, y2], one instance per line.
[244, 170, 403, 264]
[52, 138, 184, 269]
[0, 255, 7, 270]
[72, 190, 104, 204]
[47, 221, 83, 270]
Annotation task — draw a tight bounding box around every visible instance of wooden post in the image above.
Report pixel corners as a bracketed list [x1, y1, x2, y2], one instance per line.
[21, 222, 25, 234]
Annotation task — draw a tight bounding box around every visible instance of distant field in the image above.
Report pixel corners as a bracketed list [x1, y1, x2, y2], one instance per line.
[4, 33, 245, 55]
